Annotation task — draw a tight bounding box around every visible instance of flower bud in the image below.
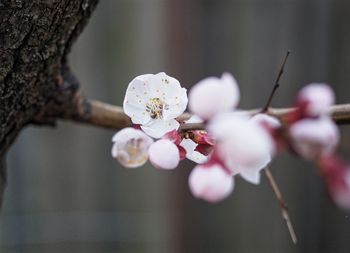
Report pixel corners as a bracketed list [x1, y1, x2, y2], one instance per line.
[189, 73, 240, 120]
[148, 139, 180, 170]
[289, 117, 339, 160]
[297, 83, 335, 117]
[189, 163, 234, 203]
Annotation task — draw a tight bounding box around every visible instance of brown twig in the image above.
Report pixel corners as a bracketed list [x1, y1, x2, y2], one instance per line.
[63, 98, 350, 130]
[264, 167, 297, 244]
[262, 51, 291, 112]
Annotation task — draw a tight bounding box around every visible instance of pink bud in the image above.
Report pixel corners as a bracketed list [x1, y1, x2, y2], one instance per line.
[148, 139, 180, 170]
[189, 73, 240, 120]
[189, 163, 234, 203]
[289, 117, 339, 160]
[297, 83, 335, 117]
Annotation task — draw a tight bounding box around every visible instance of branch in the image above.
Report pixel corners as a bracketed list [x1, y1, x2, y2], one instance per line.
[262, 51, 291, 112]
[264, 167, 297, 244]
[63, 98, 350, 131]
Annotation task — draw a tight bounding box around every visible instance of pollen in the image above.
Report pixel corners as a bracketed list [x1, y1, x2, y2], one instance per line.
[146, 97, 169, 119]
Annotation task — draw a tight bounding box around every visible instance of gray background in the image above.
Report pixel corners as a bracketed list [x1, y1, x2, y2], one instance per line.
[1, 0, 350, 252]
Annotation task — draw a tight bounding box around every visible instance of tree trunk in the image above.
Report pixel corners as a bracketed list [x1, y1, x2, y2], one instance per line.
[0, 0, 99, 209]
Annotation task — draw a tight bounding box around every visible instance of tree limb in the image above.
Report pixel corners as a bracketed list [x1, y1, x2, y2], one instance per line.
[0, 0, 99, 210]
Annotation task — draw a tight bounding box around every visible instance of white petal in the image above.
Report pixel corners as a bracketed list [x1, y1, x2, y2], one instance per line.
[148, 73, 188, 119]
[123, 104, 151, 125]
[148, 139, 180, 170]
[185, 115, 204, 124]
[236, 155, 270, 185]
[239, 169, 261, 185]
[162, 87, 188, 119]
[141, 119, 180, 138]
[123, 74, 154, 124]
[180, 138, 208, 164]
[250, 114, 281, 129]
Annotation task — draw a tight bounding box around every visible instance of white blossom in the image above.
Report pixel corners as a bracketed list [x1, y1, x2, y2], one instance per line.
[111, 128, 153, 168]
[209, 113, 273, 184]
[123, 72, 188, 138]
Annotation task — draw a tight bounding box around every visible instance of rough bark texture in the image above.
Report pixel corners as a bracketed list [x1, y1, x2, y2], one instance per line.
[0, 0, 99, 208]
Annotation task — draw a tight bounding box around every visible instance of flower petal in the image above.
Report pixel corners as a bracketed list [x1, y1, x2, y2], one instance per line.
[141, 119, 180, 138]
[239, 168, 261, 185]
[148, 73, 188, 119]
[162, 87, 188, 120]
[180, 138, 209, 164]
[123, 74, 154, 124]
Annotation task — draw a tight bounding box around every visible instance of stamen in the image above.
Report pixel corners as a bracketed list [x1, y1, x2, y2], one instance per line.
[117, 138, 148, 167]
[146, 97, 168, 119]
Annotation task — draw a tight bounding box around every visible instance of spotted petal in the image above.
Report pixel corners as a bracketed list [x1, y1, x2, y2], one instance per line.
[141, 119, 180, 138]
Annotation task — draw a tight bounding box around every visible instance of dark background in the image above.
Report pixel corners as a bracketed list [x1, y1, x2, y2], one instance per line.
[1, 0, 350, 252]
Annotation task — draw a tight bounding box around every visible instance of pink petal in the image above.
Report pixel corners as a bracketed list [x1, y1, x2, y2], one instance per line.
[189, 73, 240, 120]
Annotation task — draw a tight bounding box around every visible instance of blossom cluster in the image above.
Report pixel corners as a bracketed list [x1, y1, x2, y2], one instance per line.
[111, 72, 350, 209]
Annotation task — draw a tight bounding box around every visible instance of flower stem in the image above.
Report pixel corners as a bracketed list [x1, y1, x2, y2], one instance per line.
[264, 167, 297, 244]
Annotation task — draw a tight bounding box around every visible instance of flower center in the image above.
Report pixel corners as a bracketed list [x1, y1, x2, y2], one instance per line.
[146, 97, 169, 119]
[118, 138, 148, 167]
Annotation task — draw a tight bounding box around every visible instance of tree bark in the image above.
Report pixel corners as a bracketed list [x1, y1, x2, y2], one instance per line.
[0, 0, 99, 209]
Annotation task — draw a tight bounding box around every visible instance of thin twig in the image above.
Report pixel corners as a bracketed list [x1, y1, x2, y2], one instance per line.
[264, 167, 297, 244]
[262, 51, 291, 112]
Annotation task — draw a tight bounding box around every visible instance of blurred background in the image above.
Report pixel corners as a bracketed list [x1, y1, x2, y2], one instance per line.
[1, 0, 350, 252]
